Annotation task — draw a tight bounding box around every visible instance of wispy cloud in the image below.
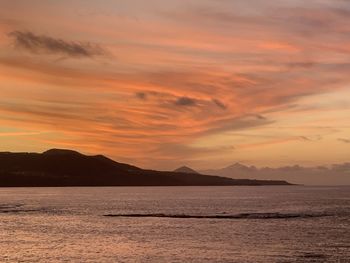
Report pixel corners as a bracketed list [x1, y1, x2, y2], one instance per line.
[0, 131, 43, 137]
[174, 96, 197, 107]
[212, 98, 227, 110]
[338, 138, 350, 143]
[8, 31, 107, 58]
[299, 135, 322, 142]
[135, 92, 147, 100]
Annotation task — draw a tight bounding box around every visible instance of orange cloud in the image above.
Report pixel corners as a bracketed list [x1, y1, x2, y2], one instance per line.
[0, 1, 350, 169]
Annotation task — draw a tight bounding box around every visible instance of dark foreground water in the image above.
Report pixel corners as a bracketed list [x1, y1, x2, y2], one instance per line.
[0, 186, 349, 262]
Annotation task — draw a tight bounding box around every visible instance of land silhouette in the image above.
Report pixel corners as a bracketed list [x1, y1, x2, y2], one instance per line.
[0, 149, 291, 187]
[200, 162, 350, 185]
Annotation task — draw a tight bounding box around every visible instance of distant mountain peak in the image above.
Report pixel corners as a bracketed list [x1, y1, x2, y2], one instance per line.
[43, 148, 82, 156]
[227, 162, 249, 169]
[174, 166, 199, 174]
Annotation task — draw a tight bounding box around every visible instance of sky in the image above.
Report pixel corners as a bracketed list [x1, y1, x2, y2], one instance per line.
[0, 0, 350, 171]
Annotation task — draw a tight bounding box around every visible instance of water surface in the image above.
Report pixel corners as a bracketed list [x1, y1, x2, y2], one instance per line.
[0, 186, 349, 262]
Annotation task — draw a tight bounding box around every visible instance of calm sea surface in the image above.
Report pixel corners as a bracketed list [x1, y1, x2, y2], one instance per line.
[0, 186, 349, 262]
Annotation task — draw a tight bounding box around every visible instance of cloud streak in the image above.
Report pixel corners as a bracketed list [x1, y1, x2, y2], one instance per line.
[174, 96, 197, 107]
[338, 138, 350, 144]
[8, 31, 106, 58]
[212, 99, 227, 110]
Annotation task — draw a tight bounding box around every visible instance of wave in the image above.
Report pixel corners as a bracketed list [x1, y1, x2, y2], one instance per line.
[103, 212, 334, 219]
[0, 204, 23, 209]
[0, 203, 42, 214]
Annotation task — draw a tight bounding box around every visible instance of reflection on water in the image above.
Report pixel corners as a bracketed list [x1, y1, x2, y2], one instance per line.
[0, 186, 349, 262]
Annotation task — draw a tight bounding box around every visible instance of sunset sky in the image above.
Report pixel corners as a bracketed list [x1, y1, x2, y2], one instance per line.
[1, 0, 350, 170]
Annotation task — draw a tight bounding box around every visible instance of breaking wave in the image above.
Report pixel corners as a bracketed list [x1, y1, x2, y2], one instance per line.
[0, 203, 43, 214]
[104, 211, 335, 219]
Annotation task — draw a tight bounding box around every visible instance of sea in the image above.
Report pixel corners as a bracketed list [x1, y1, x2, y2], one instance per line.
[0, 186, 349, 262]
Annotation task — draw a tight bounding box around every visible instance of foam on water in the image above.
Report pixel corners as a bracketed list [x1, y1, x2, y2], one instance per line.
[104, 211, 335, 219]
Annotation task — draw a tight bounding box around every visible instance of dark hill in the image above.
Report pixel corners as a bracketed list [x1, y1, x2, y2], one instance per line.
[0, 149, 291, 187]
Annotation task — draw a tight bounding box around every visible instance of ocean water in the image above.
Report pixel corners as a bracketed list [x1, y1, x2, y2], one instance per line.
[0, 186, 349, 262]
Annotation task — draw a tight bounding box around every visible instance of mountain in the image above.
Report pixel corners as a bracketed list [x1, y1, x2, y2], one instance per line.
[201, 162, 350, 185]
[202, 163, 258, 178]
[0, 149, 291, 187]
[174, 166, 199, 174]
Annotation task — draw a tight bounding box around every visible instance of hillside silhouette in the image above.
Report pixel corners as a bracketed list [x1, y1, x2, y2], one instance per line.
[0, 149, 291, 187]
